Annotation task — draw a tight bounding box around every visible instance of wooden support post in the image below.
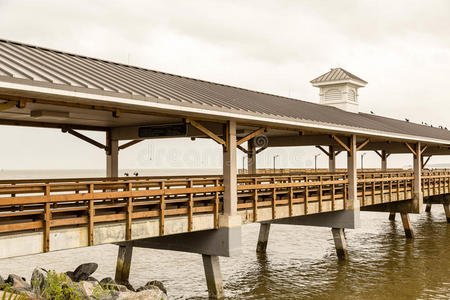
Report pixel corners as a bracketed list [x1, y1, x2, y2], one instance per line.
[425, 203, 432, 213]
[160, 181, 165, 236]
[256, 223, 271, 253]
[88, 184, 95, 246]
[347, 135, 359, 211]
[253, 178, 258, 222]
[381, 150, 388, 171]
[223, 121, 237, 217]
[115, 243, 133, 284]
[331, 228, 348, 261]
[400, 213, 414, 238]
[106, 131, 119, 178]
[329, 146, 336, 172]
[43, 185, 51, 252]
[413, 142, 423, 212]
[388, 212, 396, 221]
[188, 180, 194, 232]
[126, 183, 133, 240]
[202, 254, 224, 299]
[247, 139, 257, 174]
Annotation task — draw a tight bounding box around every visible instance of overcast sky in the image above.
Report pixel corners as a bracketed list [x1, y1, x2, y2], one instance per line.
[0, 0, 449, 173]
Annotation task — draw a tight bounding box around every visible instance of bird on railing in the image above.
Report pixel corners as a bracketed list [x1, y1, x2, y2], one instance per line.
[133, 172, 139, 176]
[124, 173, 129, 177]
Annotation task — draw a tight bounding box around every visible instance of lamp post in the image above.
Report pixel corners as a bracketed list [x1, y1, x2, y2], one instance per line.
[314, 153, 321, 171]
[361, 153, 367, 170]
[273, 155, 279, 173]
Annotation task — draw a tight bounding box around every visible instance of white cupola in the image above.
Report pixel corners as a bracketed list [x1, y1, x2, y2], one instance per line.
[310, 68, 367, 113]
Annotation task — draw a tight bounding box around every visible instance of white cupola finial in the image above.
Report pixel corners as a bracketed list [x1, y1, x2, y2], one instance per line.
[310, 68, 367, 113]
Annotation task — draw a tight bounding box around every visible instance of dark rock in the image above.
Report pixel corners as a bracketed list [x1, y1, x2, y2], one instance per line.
[72, 263, 98, 282]
[87, 276, 98, 282]
[141, 280, 167, 295]
[6, 274, 31, 290]
[31, 267, 48, 293]
[65, 271, 76, 282]
[100, 277, 116, 286]
[0, 275, 5, 288]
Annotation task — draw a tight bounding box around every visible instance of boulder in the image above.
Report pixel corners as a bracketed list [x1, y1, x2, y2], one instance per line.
[65, 271, 76, 282]
[72, 262, 98, 282]
[6, 274, 31, 290]
[140, 280, 167, 295]
[115, 286, 168, 300]
[76, 280, 99, 298]
[100, 277, 117, 286]
[30, 267, 48, 293]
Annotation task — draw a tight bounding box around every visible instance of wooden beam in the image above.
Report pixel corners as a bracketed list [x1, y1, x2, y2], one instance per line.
[0, 118, 108, 131]
[420, 145, 429, 155]
[316, 146, 330, 157]
[237, 127, 266, 146]
[186, 119, 226, 147]
[404, 142, 417, 156]
[119, 140, 143, 150]
[356, 138, 370, 152]
[256, 146, 267, 154]
[374, 150, 382, 158]
[237, 145, 248, 154]
[331, 135, 351, 153]
[422, 156, 432, 168]
[64, 128, 106, 150]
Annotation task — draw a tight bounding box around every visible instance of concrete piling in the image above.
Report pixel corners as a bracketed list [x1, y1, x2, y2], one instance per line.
[425, 203, 432, 212]
[256, 223, 271, 253]
[331, 228, 348, 260]
[443, 204, 450, 223]
[388, 212, 396, 221]
[202, 254, 224, 299]
[400, 213, 414, 238]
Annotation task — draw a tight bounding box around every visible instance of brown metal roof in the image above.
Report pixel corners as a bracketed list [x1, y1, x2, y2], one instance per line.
[310, 68, 368, 84]
[0, 39, 449, 143]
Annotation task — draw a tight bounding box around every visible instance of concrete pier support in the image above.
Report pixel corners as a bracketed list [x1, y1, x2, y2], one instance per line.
[381, 150, 388, 171]
[115, 243, 133, 284]
[412, 143, 423, 213]
[247, 139, 257, 174]
[106, 131, 119, 177]
[425, 203, 432, 212]
[444, 204, 450, 223]
[347, 135, 359, 212]
[400, 213, 414, 238]
[202, 255, 224, 299]
[389, 212, 396, 221]
[331, 228, 348, 260]
[328, 146, 336, 172]
[256, 223, 271, 253]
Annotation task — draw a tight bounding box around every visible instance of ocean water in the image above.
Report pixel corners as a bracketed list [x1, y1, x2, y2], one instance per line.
[0, 170, 449, 299]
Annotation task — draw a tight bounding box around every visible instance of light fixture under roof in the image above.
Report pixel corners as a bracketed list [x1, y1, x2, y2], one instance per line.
[30, 110, 70, 120]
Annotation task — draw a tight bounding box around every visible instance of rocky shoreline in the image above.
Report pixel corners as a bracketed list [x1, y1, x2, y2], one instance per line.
[0, 263, 168, 299]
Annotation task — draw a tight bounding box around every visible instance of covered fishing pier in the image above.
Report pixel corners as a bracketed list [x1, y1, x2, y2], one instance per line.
[0, 39, 449, 298]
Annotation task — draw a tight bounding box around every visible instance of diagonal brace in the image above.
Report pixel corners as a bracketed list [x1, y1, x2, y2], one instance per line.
[63, 128, 106, 150]
[119, 140, 143, 150]
[237, 127, 266, 146]
[186, 119, 226, 147]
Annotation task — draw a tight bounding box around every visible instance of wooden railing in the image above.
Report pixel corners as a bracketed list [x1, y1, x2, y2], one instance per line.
[0, 170, 449, 251]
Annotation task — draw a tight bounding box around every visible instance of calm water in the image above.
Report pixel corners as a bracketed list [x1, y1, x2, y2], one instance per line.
[0, 170, 449, 299]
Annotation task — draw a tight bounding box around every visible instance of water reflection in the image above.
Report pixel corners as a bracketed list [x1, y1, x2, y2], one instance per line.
[0, 208, 448, 299]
